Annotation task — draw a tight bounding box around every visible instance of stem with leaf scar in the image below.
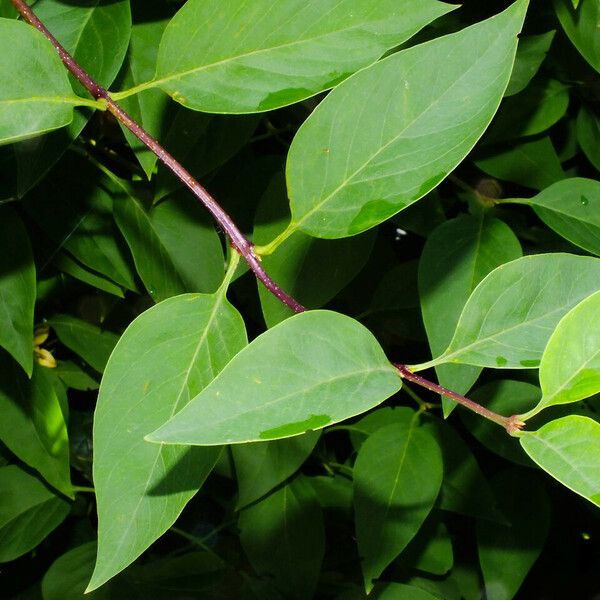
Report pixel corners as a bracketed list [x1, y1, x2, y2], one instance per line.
[11, 0, 524, 435]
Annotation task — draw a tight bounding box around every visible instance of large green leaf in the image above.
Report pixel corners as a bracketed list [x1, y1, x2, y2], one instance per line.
[12, 0, 131, 196]
[254, 173, 375, 326]
[114, 191, 224, 302]
[146, 0, 454, 113]
[232, 431, 320, 509]
[419, 215, 522, 415]
[554, 0, 600, 74]
[523, 291, 600, 419]
[49, 315, 119, 374]
[520, 415, 600, 507]
[0, 18, 76, 145]
[88, 284, 247, 591]
[239, 476, 324, 599]
[414, 254, 600, 370]
[518, 178, 600, 256]
[0, 357, 71, 497]
[0, 465, 70, 562]
[0, 206, 35, 375]
[284, 0, 528, 239]
[354, 415, 443, 592]
[147, 310, 401, 446]
[477, 469, 550, 600]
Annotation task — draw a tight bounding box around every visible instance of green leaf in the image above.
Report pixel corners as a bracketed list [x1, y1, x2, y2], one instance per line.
[150, 0, 454, 113]
[464, 380, 539, 467]
[54, 360, 99, 391]
[233, 431, 320, 509]
[0, 206, 35, 375]
[88, 288, 247, 591]
[254, 173, 375, 326]
[370, 583, 441, 600]
[416, 254, 600, 370]
[114, 191, 224, 301]
[309, 475, 353, 511]
[419, 215, 522, 415]
[554, 0, 600, 74]
[0, 357, 72, 497]
[239, 476, 324, 599]
[147, 310, 401, 446]
[521, 178, 600, 256]
[354, 415, 443, 592]
[505, 31, 555, 96]
[48, 315, 119, 374]
[0, 19, 76, 145]
[12, 0, 131, 196]
[23, 154, 138, 292]
[523, 291, 600, 418]
[477, 469, 550, 600]
[475, 137, 564, 191]
[576, 106, 600, 172]
[400, 516, 453, 576]
[520, 415, 600, 506]
[285, 0, 528, 238]
[0, 465, 70, 562]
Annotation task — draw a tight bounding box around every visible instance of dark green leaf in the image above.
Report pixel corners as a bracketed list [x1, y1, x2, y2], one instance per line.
[88, 288, 246, 591]
[0, 206, 35, 375]
[505, 31, 555, 96]
[576, 106, 600, 172]
[147, 311, 401, 446]
[239, 476, 324, 599]
[285, 1, 528, 238]
[354, 414, 443, 592]
[400, 516, 453, 576]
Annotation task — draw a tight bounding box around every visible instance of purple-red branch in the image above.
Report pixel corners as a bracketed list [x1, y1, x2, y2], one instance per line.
[11, 0, 524, 433]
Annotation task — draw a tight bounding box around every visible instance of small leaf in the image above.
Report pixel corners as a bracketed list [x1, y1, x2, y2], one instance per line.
[477, 469, 550, 600]
[0, 356, 72, 497]
[147, 311, 401, 446]
[0, 206, 35, 375]
[523, 178, 600, 256]
[554, 0, 600, 74]
[576, 106, 600, 172]
[354, 415, 443, 592]
[49, 315, 119, 374]
[153, 0, 455, 113]
[400, 516, 453, 576]
[417, 254, 600, 370]
[0, 19, 76, 144]
[88, 290, 246, 591]
[505, 31, 555, 96]
[0, 465, 70, 562]
[520, 415, 600, 507]
[239, 476, 324, 600]
[286, 0, 528, 238]
[523, 290, 600, 418]
[233, 431, 320, 509]
[419, 215, 522, 415]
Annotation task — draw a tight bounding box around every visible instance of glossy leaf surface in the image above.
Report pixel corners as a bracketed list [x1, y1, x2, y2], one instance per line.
[153, 0, 454, 113]
[148, 311, 401, 446]
[0, 207, 35, 375]
[419, 215, 521, 414]
[88, 290, 246, 591]
[0, 19, 75, 145]
[419, 254, 600, 369]
[239, 476, 324, 599]
[286, 0, 528, 238]
[520, 415, 600, 507]
[354, 415, 443, 592]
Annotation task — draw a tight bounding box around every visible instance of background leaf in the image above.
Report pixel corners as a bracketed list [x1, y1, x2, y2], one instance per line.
[0, 465, 70, 563]
[285, 0, 528, 238]
[419, 254, 600, 369]
[88, 289, 246, 591]
[419, 215, 522, 415]
[0, 206, 35, 375]
[520, 415, 600, 507]
[505, 31, 555, 96]
[152, 0, 454, 113]
[148, 311, 401, 446]
[354, 414, 443, 592]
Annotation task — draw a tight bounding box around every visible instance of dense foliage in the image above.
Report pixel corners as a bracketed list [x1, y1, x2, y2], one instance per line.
[1, 0, 599, 598]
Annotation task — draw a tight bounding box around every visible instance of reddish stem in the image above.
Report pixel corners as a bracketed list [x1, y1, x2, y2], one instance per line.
[12, 0, 527, 433]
